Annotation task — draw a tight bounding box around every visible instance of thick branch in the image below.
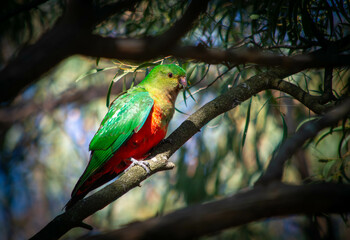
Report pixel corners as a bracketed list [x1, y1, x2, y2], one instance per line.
[30, 156, 175, 240]
[77, 37, 350, 67]
[1, 0, 349, 104]
[78, 183, 350, 240]
[255, 98, 350, 185]
[78, 0, 209, 59]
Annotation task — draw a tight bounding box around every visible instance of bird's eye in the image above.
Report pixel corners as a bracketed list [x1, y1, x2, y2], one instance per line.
[168, 72, 173, 78]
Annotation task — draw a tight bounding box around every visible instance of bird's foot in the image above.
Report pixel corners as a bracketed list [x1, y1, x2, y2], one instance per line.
[125, 158, 151, 174]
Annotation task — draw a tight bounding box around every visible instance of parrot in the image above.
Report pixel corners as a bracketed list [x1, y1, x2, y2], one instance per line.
[65, 64, 187, 210]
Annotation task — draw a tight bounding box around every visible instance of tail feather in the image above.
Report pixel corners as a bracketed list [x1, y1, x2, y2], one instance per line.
[64, 162, 129, 210]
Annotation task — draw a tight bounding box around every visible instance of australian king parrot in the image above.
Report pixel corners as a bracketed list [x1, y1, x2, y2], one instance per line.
[65, 64, 187, 210]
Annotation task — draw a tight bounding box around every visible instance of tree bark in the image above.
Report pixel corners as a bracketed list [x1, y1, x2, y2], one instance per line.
[77, 183, 350, 240]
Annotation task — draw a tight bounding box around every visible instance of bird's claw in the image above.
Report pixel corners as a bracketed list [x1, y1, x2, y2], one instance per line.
[125, 158, 151, 174]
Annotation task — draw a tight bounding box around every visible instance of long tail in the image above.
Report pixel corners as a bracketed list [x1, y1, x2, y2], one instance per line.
[64, 161, 128, 210]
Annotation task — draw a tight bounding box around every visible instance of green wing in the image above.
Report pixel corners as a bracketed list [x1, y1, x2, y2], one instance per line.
[73, 88, 154, 195]
[89, 90, 153, 151]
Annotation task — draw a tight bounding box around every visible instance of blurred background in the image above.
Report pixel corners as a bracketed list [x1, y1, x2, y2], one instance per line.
[0, 0, 350, 239]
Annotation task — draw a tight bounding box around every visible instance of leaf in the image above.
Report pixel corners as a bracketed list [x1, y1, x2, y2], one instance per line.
[242, 98, 252, 148]
[75, 67, 118, 82]
[177, 58, 184, 68]
[113, 71, 129, 83]
[280, 112, 288, 143]
[186, 65, 196, 81]
[250, 14, 259, 20]
[106, 80, 114, 108]
[122, 77, 127, 92]
[338, 120, 347, 159]
[130, 72, 137, 88]
[186, 88, 196, 103]
[256, 96, 272, 119]
[295, 117, 320, 132]
[96, 57, 100, 67]
[323, 160, 336, 178]
[315, 126, 350, 146]
[175, 107, 189, 115]
[105, 70, 130, 108]
[182, 90, 187, 107]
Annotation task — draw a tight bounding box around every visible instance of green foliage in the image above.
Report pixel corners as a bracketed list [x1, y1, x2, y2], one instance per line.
[0, 0, 63, 60]
[242, 98, 252, 148]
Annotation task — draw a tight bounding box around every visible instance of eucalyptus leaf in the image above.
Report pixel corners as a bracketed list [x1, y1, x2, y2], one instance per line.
[280, 113, 288, 143]
[75, 67, 118, 82]
[106, 80, 114, 108]
[242, 98, 252, 148]
[323, 160, 337, 178]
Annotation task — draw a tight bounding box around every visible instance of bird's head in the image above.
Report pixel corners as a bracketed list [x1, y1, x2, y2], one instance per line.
[139, 64, 187, 102]
[143, 64, 187, 88]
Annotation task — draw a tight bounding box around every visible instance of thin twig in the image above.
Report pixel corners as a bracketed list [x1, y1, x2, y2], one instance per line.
[255, 98, 350, 185]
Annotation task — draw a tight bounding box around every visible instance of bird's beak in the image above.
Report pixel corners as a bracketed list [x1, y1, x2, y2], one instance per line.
[179, 76, 187, 88]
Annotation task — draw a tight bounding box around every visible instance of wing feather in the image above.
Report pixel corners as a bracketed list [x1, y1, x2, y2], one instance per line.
[72, 89, 154, 195]
[89, 90, 153, 150]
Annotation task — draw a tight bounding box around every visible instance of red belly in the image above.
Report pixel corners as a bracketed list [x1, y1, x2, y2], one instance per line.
[107, 104, 167, 172]
[73, 104, 168, 198]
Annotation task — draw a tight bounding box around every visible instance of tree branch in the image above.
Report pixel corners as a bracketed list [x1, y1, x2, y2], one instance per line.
[30, 63, 336, 239]
[77, 0, 209, 59]
[77, 36, 350, 67]
[77, 183, 350, 240]
[1, 0, 349, 104]
[30, 155, 175, 240]
[322, 66, 336, 103]
[255, 98, 350, 185]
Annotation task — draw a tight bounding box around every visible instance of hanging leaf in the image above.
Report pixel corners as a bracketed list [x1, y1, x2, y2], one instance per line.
[175, 107, 189, 115]
[106, 80, 114, 108]
[338, 120, 347, 159]
[122, 77, 127, 92]
[75, 67, 118, 82]
[256, 96, 272, 119]
[182, 90, 187, 107]
[323, 160, 337, 179]
[105, 70, 130, 108]
[113, 71, 129, 83]
[295, 117, 320, 132]
[186, 65, 196, 81]
[280, 112, 288, 143]
[96, 57, 100, 67]
[315, 126, 350, 146]
[242, 98, 252, 148]
[130, 72, 137, 88]
[186, 88, 197, 103]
